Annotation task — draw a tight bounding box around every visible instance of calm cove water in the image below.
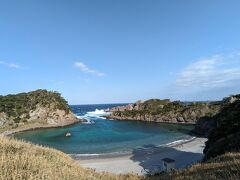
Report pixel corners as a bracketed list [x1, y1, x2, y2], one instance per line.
[14, 104, 194, 155]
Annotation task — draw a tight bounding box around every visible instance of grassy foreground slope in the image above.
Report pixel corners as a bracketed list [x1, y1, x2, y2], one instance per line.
[1, 136, 240, 180]
[0, 137, 139, 180]
[155, 152, 240, 180]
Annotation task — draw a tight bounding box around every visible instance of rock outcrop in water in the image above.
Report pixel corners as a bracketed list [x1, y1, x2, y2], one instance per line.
[106, 99, 221, 125]
[0, 89, 80, 133]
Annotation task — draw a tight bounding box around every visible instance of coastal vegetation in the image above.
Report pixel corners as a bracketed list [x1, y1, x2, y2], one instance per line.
[0, 89, 70, 118]
[107, 99, 221, 130]
[0, 89, 79, 134]
[204, 95, 240, 160]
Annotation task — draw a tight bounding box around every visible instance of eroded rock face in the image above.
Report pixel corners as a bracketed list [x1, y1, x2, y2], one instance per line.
[106, 99, 221, 126]
[28, 105, 78, 126]
[0, 112, 7, 126]
[224, 96, 238, 104]
[193, 94, 240, 136]
[0, 90, 79, 129]
[193, 117, 216, 136]
[203, 96, 240, 160]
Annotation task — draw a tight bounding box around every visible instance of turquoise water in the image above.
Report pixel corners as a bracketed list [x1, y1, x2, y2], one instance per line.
[14, 104, 194, 155]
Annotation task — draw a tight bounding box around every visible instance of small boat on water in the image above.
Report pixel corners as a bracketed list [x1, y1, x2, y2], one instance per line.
[65, 132, 71, 137]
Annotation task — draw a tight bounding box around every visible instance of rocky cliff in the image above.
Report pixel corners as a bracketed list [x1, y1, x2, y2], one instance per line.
[203, 94, 240, 160]
[106, 99, 221, 125]
[0, 90, 80, 132]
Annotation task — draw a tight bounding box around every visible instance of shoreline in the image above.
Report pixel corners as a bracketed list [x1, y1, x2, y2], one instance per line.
[105, 115, 196, 125]
[0, 118, 85, 137]
[75, 137, 207, 175]
[0, 113, 207, 175]
[70, 136, 197, 160]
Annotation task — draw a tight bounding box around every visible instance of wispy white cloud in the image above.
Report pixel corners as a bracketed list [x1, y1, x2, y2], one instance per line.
[0, 61, 21, 69]
[176, 52, 240, 90]
[9, 63, 21, 69]
[74, 62, 105, 76]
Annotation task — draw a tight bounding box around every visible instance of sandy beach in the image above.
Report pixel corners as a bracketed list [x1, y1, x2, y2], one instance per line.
[74, 137, 206, 175]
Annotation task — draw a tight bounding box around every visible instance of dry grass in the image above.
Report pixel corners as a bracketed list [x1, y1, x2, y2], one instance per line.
[150, 152, 240, 180]
[0, 136, 140, 180]
[1, 136, 240, 180]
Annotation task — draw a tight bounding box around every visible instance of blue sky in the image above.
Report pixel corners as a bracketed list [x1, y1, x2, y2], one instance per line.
[1, 0, 240, 104]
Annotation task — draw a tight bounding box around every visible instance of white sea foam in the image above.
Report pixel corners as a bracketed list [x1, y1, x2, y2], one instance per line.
[165, 137, 196, 147]
[74, 109, 110, 123]
[70, 151, 131, 159]
[134, 137, 196, 151]
[71, 153, 100, 157]
[86, 109, 110, 117]
[74, 109, 109, 124]
[76, 115, 95, 124]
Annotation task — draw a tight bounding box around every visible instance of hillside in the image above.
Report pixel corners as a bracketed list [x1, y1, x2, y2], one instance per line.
[1, 136, 239, 180]
[106, 99, 221, 127]
[0, 136, 139, 180]
[0, 90, 80, 134]
[203, 94, 240, 160]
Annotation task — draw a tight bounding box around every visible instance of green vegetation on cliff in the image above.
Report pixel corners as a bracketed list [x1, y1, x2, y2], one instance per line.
[204, 95, 240, 160]
[0, 90, 78, 132]
[121, 99, 184, 116]
[109, 99, 220, 124]
[0, 89, 70, 118]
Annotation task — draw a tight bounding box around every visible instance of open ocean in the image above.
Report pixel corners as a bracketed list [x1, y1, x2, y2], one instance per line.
[14, 104, 194, 156]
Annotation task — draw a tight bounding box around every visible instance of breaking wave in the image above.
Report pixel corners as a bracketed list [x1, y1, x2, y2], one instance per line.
[75, 109, 110, 124]
[86, 109, 110, 117]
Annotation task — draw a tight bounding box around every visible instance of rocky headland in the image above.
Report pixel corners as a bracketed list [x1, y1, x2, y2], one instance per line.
[106, 95, 239, 136]
[106, 99, 221, 124]
[0, 89, 82, 135]
[203, 94, 240, 160]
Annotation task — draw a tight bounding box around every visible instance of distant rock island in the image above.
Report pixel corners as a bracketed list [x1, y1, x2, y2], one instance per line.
[0, 89, 81, 135]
